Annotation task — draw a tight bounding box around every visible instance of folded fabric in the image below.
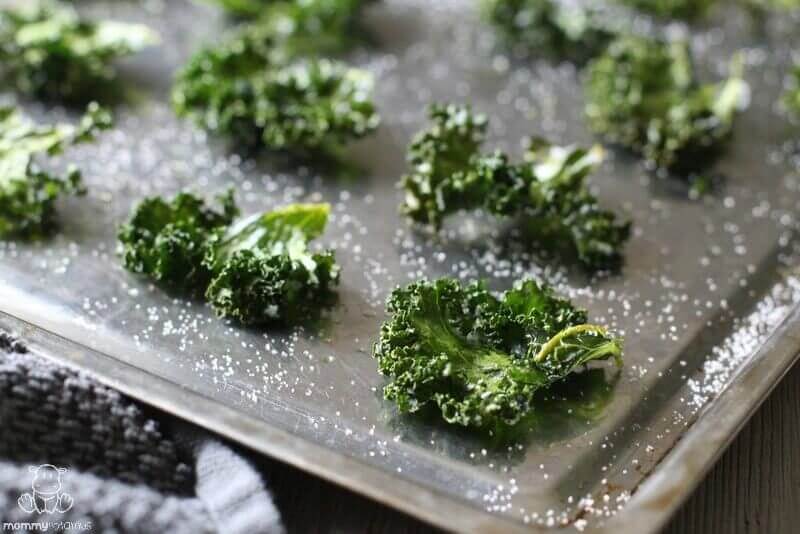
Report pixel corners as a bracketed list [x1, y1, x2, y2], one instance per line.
[0, 331, 283, 534]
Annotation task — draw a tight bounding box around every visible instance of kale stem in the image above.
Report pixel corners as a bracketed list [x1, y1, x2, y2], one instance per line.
[533, 324, 611, 363]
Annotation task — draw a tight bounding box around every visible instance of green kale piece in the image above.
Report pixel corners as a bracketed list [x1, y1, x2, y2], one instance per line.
[482, 0, 616, 61]
[204, 0, 275, 17]
[174, 53, 378, 153]
[204, 0, 374, 56]
[204, 202, 340, 325]
[401, 104, 489, 227]
[254, 0, 374, 57]
[172, 12, 379, 154]
[785, 64, 800, 118]
[373, 277, 623, 431]
[0, 102, 112, 239]
[119, 193, 340, 325]
[0, 0, 158, 103]
[742, 0, 800, 9]
[118, 190, 239, 293]
[400, 104, 631, 270]
[585, 35, 748, 173]
[205, 0, 374, 48]
[521, 139, 632, 269]
[615, 0, 717, 19]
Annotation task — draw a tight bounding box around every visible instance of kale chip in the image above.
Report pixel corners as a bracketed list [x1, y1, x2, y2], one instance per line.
[118, 190, 239, 293]
[204, 0, 376, 56]
[204, 0, 275, 17]
[173, 0, 379, 153]
[743, 0, 800, 9]
[205, 0, 374, 43]
[204, 202, 340, 325]
[482, 0, 616, 61]
[785, 63, 800, 118]
[0, 102, 112, 238]
[173, 52, 378, 153]
[400, 103, 631, 270]
[0, 0, 158, 103]
[119, 193, 340, 325]
[373, 277, 623, 431]
[585, 35, 748, 173]
[615, 0, 717, 19]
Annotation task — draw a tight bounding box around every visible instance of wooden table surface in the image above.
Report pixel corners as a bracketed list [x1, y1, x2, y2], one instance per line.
[258, 360, 800, 533]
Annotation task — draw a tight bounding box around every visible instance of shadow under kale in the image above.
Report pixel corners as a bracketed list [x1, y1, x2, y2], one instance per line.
[231, 140, 375, 184]
[382, 367, 620, 465]
[492, 367, 620, 446]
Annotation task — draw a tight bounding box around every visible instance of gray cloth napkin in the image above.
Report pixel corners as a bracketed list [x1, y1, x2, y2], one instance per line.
[0, 331, 284, 533]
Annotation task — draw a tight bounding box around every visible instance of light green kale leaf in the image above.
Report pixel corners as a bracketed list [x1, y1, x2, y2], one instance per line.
[0, 102, 112, 238]
[585, 35, 748, 173]
[0, 0, 158, 102]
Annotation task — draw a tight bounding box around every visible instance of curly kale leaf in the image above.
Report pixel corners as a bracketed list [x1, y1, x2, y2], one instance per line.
[0, 0, 158, 103]
[482, 0, 616, 62]
[172, 20, 378, 153]
[785, 64, 800, 118]
[258, 0, 376, 57]
[615, 0, 717, 19]
[119, 193, 339, 325]
[400, 104, 630, 270]
[206, 0, 374, 50]
[400, 103, 489, 227]
[585, 36, 748, 173]
[118, 190, 239, 293]
[373, 278, 623, 431]
[204, 203, 340, 325]
[202, 0, 374, 57]
[520, 139, 632, 268]
[0, 102, 112, 239]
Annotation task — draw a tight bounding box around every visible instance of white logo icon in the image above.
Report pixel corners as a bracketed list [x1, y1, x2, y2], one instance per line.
[17, 464, 74, 514]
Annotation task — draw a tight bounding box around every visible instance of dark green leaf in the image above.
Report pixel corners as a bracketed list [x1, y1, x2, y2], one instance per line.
[173, 0, 379, 154]
[400, 104, 631, 270]
[373, 277, 623, 432]
[785, 63, 800, 118]
[119, 193, 340, 325]
[584, 35, 748, 174]
[614, 0, 717, 19]
[482, 0, 616, 62]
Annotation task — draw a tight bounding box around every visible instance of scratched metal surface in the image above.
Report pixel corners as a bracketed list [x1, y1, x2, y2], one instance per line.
[1, 0, 800, 531]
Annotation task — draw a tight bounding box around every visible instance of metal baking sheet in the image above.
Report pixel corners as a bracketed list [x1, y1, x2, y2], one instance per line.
[2, 1, 800, 532]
